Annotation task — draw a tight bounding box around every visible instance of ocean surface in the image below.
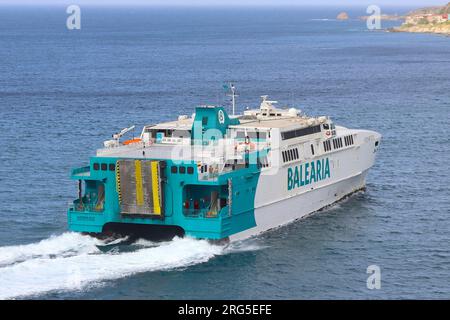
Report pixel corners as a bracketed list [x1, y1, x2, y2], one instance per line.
[0, 6, 449, 299]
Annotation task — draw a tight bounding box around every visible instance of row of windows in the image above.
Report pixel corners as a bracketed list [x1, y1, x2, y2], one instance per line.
[281, 125, 321, 141]
[261, 112, 282, 117]
[344, 135, 354, 146]
[282, 148, 299, 163]
[323, 135, 354, 153]
[323, 140, 332, 152]
[236, 131, 268, 139]
[93, 163, 115, 171]
[333, 137, 343, 149]
[171, 166, 194, 175]
[224, 162, 247, 170]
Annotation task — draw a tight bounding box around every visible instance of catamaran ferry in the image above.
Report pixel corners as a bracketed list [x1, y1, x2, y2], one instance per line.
[68, 90, 381, 242]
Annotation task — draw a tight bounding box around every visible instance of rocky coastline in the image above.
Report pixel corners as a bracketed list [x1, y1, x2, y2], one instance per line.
[390, 3, 450, 35]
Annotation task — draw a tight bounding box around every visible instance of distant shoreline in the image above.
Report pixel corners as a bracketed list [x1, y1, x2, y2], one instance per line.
[388, 2, 450, 35]
[389, 24, 450, 36]
[337, 3, 450, 36]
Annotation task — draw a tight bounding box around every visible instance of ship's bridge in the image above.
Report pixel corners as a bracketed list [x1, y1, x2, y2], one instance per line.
[241, 95, 303, 119]
[229, 96, 334, 148]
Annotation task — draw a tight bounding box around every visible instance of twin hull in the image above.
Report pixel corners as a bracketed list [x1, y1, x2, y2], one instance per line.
[68, 130, 380, 241]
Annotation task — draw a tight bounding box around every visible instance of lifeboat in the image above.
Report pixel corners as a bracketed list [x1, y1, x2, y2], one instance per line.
[123, 138, 142, 146]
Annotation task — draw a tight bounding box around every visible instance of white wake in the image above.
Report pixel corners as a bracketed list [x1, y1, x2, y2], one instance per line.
[0, 232, 262, 299]
[0, 233, 103, 267]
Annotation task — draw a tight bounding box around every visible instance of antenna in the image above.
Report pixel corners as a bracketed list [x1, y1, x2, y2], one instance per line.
[224, 82, 238, 116]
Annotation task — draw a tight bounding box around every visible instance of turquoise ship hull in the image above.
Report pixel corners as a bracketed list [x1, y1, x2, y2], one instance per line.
[68, 106, 264, 241]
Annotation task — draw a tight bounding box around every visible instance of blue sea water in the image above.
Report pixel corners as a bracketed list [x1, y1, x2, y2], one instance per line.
[0, 6, 449, 299]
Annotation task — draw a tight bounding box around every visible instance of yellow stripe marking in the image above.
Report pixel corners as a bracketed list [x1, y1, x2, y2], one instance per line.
[135, 160, 144, 206]
[116, 162, 121, 204]
[151, 161, 161, 215]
